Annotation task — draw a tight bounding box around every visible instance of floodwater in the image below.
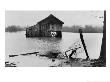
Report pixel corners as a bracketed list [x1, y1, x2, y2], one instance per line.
[5, 31, 103, 67]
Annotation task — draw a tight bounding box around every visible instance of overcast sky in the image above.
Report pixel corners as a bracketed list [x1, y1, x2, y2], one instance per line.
[5, 11, 104, 27]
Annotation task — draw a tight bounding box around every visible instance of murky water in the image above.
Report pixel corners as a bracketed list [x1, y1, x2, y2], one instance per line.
[5, 31, 103, 67]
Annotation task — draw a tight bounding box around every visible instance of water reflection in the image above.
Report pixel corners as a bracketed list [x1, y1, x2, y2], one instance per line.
[25, 37, 62, 54]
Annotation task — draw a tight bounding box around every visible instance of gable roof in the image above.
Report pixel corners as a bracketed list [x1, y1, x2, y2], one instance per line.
[37, 14, 64, 25]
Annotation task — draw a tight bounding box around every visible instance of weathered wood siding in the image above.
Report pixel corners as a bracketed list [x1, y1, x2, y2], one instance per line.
[26, 14, 64, 38]
[49, 24, 62, 31]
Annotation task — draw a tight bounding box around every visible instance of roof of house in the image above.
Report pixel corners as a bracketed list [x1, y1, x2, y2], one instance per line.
[37, 14, 64, 25]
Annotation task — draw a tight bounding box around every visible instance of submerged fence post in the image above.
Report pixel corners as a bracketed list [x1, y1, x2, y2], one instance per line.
[79, 29, 89, 60]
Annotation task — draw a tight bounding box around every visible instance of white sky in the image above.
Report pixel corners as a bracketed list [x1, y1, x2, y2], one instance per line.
[5, 11, 104, 27]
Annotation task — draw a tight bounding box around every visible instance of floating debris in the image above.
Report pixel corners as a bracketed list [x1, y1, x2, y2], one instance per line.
[9, 55, 18, 57]
[20, 52, 39, 56]
[5, 61, 17, 67]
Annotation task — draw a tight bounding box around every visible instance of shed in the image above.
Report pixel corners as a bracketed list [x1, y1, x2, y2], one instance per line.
[26, 14, 64, 37]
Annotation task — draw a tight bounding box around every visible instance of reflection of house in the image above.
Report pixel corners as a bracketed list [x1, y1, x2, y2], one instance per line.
[26, 14, 64, 38]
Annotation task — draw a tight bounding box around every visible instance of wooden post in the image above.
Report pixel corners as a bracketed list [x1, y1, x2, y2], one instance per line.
[99, 10, 106, 65]
[79, 29, 89, 60]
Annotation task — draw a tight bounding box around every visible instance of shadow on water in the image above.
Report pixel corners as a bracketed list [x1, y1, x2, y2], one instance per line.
[26, 37, 62, 43]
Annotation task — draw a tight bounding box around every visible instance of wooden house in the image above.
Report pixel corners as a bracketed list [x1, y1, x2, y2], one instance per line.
[26, 14, 64, 38]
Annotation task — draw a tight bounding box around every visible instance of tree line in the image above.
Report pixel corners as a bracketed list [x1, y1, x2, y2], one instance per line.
[5, 25, 27, 32]
[5, 25, 103, 33]
[62, 25, 103, 33]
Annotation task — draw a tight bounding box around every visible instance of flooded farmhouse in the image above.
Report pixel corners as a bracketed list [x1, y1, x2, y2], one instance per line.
[26, 14, 64, 38]
[5, 11, 105, 67]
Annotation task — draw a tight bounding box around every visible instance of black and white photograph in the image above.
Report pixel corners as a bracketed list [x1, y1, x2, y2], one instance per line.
[1, 0, 110, 82]
[5, 10, 106, 67]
